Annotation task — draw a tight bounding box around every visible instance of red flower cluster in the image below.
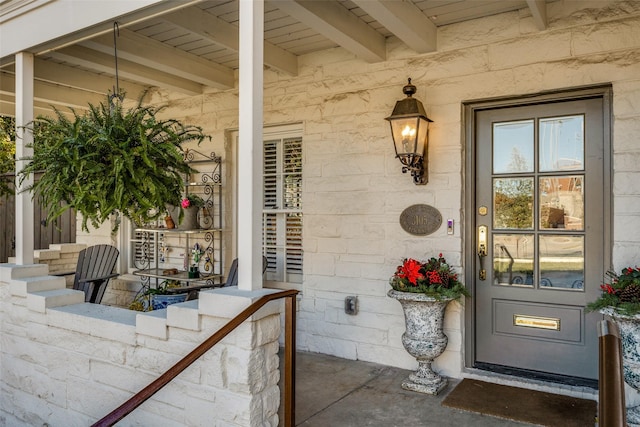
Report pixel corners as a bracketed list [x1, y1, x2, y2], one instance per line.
[396, 258, 424, 285]
[391, 254, 458, 289]
[600, 284, 616, 294]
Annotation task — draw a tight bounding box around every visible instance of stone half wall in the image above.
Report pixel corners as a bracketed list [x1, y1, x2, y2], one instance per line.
[0, 263, 284, 427]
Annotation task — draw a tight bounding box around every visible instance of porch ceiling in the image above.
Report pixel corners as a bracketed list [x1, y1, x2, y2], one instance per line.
[0, 0, 553, 115]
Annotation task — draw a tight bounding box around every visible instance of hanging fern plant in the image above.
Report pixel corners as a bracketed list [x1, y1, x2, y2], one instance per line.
[19, 93, 209, 232]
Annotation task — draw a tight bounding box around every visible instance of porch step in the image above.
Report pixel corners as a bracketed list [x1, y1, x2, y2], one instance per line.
[27, 288, 85, 313]
[10, 275, 67, 297]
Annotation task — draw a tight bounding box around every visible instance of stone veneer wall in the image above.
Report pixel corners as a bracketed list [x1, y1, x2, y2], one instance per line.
[131, 0, 640, 378]
[0, 263, 283, 426]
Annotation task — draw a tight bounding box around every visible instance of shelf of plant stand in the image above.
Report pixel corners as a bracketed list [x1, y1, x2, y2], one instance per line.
[134, 227, 222, 234]
[133, 268, 222, 283]
[184, 182, 222, 187]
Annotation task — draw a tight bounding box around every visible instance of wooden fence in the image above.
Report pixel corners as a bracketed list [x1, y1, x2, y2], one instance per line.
[0, 173, 76, 263]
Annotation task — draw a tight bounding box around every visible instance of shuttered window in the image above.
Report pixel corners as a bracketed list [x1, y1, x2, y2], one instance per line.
[263, 136, 303, 284]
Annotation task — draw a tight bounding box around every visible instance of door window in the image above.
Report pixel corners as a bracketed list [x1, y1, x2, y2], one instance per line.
[491, 114, 586, 290]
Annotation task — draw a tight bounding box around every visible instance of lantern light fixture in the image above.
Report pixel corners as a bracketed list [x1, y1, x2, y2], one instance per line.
[385, 78, 432, 185]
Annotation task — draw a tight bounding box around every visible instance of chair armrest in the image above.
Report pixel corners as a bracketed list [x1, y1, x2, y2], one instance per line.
[77, 272, 119, 284]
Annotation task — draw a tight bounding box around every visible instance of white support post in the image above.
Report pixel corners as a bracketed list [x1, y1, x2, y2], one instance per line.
[14, 52, 35, 265]
[237, 0, 264, 291]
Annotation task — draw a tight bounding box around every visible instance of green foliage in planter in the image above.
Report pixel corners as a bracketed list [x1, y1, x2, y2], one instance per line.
[19, 94, 209, 232]
[0, 116, 16, 198]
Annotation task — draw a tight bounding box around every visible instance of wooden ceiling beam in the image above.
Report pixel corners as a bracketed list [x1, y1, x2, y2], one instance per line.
[352, 0, 436, 54]
[273, 0, 386, 63]
[164, 7, 298, 75]
[0, 71, 103, 110]
[79, 28, 234, 89]
[47, 45, 203, 96]
[2, 59, 148, 97]
[526, 0, 547, 30]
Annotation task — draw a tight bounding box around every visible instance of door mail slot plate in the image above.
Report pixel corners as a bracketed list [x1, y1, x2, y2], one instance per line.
[514, 314, 560, 331]
[493, 300, 583, 343]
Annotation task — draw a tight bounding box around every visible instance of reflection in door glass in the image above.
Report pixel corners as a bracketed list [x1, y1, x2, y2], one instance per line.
[493, 120, 534, 174]
[493, 234, 534, 287]
[539, 115, 584, 172]
[539, 235, 584, 290]
[539, 176, 584, 230]
[493, 178, 534, 229]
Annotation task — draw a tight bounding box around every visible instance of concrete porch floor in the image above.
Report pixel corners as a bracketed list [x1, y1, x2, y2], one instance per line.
[282, 351, 595, 427]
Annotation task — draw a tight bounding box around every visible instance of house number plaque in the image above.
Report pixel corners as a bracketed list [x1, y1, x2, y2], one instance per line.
[400, 204, 442, 236]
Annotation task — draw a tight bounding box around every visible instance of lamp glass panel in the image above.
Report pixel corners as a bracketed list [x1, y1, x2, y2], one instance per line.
[390, 118, 419, 155]
[415, 117, 429, 155]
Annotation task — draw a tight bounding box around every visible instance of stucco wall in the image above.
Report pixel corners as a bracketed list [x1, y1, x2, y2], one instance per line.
[72, 1, 640, 378]
[0, 264, 284, 426]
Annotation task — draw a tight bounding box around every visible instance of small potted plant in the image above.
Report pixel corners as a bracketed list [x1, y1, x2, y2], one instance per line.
[179, 194, 205, 229]
[129, 279, 188, 311]
[587, 266, 640, 423]
[388, 254, 469, 395]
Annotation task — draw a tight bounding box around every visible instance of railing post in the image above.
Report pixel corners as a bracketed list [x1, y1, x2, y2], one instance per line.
[284, 293, 296, 427]
[598, 319, 626, 427]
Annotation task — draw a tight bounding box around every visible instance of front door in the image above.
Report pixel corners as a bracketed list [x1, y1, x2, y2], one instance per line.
[470, 89, 610, 382]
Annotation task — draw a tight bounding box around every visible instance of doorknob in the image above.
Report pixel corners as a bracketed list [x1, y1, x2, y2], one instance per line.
[478, 225, 488, 280]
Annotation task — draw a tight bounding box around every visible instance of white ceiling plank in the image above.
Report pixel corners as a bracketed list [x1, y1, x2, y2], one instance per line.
[79, 28, 234, 89]
[0, 71, 104, 109]
[273, 0, 386, 63]
[525, 0, 547, 30]
[47, 45, 203, 96]
[352, 0, 436, 54]
[2, 59, 148, 96]
[164, 7, 298, 76]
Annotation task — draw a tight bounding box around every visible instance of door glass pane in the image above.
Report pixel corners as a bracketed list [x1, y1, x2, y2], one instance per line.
[539, 115, 584, 172]
[493, 120, 534, 174]
[539, 235, 584, 289]
[493, 178, 534, 229]
[493, 234, 534, 287]
[539, 176, 584, 230]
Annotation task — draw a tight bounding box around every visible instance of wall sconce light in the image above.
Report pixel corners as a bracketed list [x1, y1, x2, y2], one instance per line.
[385, 78, 432, 185]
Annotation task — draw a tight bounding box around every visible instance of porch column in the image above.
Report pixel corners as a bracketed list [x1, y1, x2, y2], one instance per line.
[237, 0, 264, 291]
[14, 52, 34, 265]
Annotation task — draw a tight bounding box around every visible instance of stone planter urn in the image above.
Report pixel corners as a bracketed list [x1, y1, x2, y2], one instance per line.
[388, 289, 452, 395]
[602, 307, 640, 424]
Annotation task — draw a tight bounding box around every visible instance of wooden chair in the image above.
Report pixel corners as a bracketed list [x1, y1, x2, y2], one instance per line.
[181, 256, 267, 300]
[221, 256, 268, 287]
[73, 244, 119, 304]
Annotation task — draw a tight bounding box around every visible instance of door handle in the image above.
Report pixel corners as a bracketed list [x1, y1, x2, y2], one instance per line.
[478, 225, 488, 280]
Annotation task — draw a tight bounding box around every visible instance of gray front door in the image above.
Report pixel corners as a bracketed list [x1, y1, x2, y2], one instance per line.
[471, 91, 610, 381]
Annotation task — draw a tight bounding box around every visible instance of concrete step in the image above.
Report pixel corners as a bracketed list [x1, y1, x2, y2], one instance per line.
[10, 275, 67, 297]
[27, 288, 85, 313]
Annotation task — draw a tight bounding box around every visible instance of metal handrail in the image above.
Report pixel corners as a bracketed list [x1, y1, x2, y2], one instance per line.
[598, 319, 626, 427]
[92, 289, 299, 427]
